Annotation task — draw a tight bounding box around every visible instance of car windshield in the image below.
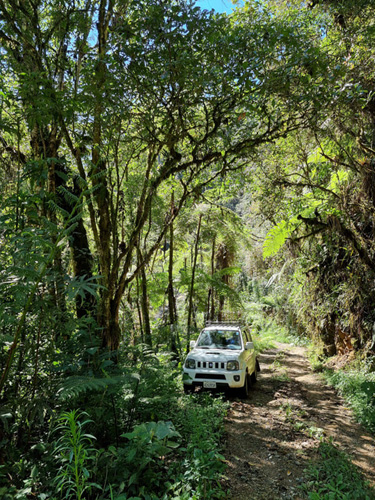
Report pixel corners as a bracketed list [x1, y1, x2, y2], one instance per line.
[196, 329, 242, 350]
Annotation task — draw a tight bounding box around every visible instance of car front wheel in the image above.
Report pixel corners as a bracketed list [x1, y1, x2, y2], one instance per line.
[239, 373, 250, 398]
[183, 384, 194, 394]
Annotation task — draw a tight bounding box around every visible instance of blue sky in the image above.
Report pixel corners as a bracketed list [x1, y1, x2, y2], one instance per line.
[195, 0, 238, 14]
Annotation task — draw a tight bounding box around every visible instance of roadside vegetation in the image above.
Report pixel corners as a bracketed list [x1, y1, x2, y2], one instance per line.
[301, 441, 375, 500]
[1, 345, 229, 499]
[324, 367, 375, 435]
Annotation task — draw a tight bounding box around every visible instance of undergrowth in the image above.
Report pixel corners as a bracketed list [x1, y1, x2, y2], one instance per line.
[247, 301, 309, 355]
[1, 345, 229, 500]
[323, 364, 375, 435]
[165, 393, 229, 499]
[301, 440, 375, 500]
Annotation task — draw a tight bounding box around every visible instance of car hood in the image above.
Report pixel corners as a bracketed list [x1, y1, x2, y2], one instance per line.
[188, 348, 242, 361]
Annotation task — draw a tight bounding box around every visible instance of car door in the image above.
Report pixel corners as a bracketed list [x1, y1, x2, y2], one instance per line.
[241, 328, 251, 369]
[243, 328, 255, 373]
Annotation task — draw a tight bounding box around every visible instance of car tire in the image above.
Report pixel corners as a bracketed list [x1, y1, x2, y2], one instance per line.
[239, 372, 250, 398]
[183, 384, 194, 394]
[251, 367, 257, 384]
[256, 358, 261, 372]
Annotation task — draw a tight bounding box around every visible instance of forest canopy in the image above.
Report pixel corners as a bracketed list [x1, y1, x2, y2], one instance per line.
[0, 0, 333, 353]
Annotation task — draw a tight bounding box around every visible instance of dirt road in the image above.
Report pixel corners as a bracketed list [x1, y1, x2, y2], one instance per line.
[224, 342, 375, 500]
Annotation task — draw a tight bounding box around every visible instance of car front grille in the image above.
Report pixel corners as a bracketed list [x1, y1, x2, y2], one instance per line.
[195, 373, 226, 380]
[197, 361, 225, 369]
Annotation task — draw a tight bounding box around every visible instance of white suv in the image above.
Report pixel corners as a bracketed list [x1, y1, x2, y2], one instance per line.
[182, 323, 259, 397]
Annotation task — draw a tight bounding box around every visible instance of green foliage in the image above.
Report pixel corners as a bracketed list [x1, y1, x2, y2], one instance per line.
[84, 381, 228, 500]
[324, 366, 375, 434]
[65, 275, 104, 305]
[307, 345, 327, 373]
[263, 220, 297, 259]
[301, 441, 375, 499]
[103, 421, 181, 499]
[3, 0, 375, 499]
[247, 0, 375, 360]
[178, 266, 242, 313]
[165, 393, 229, 500]
[57, 373, 140, 400]
[244, 282, 309, 352]
[2, 340, 229, 499]
[54, 410, 100, 500]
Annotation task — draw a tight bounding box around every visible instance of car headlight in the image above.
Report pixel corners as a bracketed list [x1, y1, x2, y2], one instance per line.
[227, 360, 239, 371]
[185, 358, 196, 369]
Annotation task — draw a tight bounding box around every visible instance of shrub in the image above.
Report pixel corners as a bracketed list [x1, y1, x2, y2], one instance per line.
[324, 365, 375, 434]
[301, 441, 375, 500]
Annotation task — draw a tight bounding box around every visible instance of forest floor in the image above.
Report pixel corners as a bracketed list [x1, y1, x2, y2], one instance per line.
[223, 342, 375, 500]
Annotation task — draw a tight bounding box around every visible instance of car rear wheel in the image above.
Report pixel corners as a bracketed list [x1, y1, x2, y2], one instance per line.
[251, 367, 257, 384]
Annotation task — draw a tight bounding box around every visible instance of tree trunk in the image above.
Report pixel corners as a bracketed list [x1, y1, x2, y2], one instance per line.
[137, 245, 152, 346]
[187, 213, 202, 352]
[168, 193, 179, 356]
[91, 0, 117, 349]
[56, 167, 95, 318]
[136, 274, 144, 344]
[216, 242, 230, 322]
[207, 235, 216, 321]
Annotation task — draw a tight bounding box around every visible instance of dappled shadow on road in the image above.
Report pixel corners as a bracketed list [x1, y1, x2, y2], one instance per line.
[224, 343, 375, 500]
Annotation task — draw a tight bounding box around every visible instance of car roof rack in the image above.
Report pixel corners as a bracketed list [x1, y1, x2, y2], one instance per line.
[204, 312, 244, 327]
[204, 320, 244, 327]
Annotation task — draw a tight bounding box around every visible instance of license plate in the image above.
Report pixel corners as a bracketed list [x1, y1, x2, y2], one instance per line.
[203, 381, 217, 389]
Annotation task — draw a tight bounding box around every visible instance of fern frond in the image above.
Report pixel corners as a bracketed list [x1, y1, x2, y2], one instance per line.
[58, 373, 139, 400]
[90, 169, 106, 182]
[58, 186, 80, 205]
[73, 173, 88, 190]
[263, 220, 297, 258]
[63, 221, 79, 237]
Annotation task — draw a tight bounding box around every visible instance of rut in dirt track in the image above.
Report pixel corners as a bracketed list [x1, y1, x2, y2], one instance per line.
[223, 342, 375, 500]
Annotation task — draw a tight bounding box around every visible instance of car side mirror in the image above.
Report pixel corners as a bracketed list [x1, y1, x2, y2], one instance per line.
[245, 341, 254, 350]
[190, 340, 196, 349]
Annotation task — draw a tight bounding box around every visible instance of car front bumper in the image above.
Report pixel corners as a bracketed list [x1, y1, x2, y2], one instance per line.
[183, 368, 246, 389]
